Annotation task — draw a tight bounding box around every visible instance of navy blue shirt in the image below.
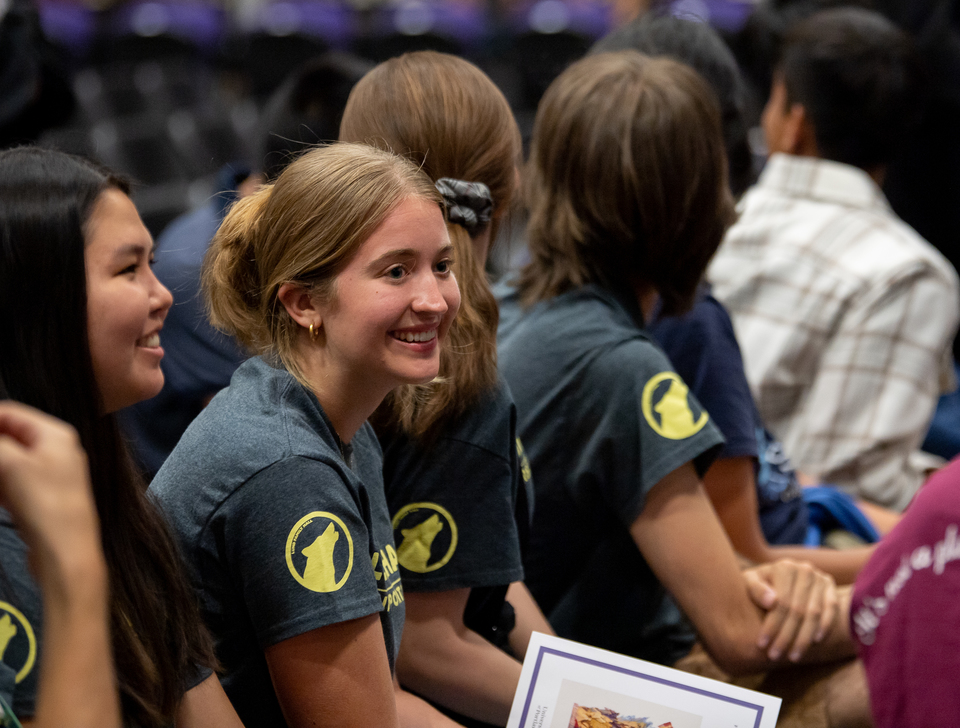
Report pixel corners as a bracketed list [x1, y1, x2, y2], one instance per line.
[649, 291, 808, 545]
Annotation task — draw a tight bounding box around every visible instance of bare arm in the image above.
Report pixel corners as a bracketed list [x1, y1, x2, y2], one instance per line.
[175, 674, 245, 728]
[394, 677, 467, 728]
[397, 588, 520, 726]
[630, 461, 855, 675]
[506, 581, 554, 659]
[703, 456, 875, 584]
[265, 614, 400, 728]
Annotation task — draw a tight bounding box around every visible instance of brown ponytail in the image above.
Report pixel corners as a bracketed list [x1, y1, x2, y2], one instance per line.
[340, 51, 521, 443]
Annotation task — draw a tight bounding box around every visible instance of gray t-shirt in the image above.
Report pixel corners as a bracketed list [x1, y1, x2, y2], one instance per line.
[380, 374, 533, 645]
[0, 510, 41, 721]
[150, 357, 404, 728]
[0, 513, 210, 726]
[497, 283, 724, 665]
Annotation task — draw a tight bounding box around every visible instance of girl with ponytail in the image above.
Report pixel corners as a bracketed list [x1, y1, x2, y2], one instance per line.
[150, 142, 465, 728]
[340, 51, 553, 727]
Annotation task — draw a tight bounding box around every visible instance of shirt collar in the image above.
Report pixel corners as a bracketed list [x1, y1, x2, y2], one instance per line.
[757, 153, 891, 213]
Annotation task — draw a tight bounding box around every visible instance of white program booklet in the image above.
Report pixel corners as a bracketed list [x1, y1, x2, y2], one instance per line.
[507, 633, 781, 728]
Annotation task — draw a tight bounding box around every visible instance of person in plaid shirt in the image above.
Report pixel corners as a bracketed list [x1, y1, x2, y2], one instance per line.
[710, 7, 960, 512]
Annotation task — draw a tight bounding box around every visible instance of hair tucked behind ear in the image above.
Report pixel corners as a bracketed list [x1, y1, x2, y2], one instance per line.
[340, 50, 521, 443]
[203, 142, 442, 387]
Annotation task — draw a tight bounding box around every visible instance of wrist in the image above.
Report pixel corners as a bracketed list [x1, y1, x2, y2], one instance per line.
[34, 540, 110, 611]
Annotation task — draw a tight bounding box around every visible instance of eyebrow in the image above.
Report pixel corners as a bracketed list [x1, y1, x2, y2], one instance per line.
[112, 241, 157, 260]
[365, 245, 454, 272]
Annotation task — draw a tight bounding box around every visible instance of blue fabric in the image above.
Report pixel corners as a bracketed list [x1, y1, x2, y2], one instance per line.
[649, 290, 809, 545]
[121, 164, 250, 478]
[922, 362, 960, 460]
[802, 486, 881, 546]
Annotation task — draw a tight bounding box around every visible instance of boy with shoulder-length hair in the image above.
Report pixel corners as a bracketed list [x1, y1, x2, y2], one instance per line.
[516, 51, 733, 317]
[710, 7, 960, 512]
[498, 51, 855, 679]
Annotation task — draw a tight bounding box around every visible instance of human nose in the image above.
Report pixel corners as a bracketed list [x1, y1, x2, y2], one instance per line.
[412, 270, 449, 316]
[149, 269, 173, 319]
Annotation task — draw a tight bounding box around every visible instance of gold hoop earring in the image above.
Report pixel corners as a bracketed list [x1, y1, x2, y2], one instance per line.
[309, 323, 320, 341]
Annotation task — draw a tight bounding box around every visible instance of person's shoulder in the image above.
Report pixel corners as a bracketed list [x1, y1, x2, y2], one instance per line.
[150, 359, 319, 499]
[902, 458, 960, 524]
[651, 291, 732, 343]
[498, 285, 624, 354]
[873, 213, 960, 288]
[442, 375, 516, 453]
[585, 330, 673, 394]
[500, 283, 634, 327]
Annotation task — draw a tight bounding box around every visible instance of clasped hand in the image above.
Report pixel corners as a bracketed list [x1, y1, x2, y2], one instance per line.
[742, 559, 839, 664]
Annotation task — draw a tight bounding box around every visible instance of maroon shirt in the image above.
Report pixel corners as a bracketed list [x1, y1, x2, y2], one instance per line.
[851, 457, 960, 727]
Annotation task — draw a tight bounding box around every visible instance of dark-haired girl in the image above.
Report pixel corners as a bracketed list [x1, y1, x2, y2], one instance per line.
[0, 147, 242, 726]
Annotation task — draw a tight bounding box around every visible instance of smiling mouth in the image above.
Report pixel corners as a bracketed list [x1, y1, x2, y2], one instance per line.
[138, 333, 161, 347]
[391, 329, 437, 343]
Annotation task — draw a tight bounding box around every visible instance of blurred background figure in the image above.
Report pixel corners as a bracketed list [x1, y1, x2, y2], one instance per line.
[0, 0, 75, 147]
[120, 52, 370, 479]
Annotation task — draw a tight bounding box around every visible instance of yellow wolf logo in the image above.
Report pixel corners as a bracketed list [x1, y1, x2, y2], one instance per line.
[0, 614, 17, 661]
[300, 523, 341, 592]
[642, 372, 709, 439]
[397, 514, 444, 573]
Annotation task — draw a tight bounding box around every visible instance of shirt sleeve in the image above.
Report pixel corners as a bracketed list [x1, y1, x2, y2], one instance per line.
[569, 338, 725, 527]
[388, 439, 523, 592]
[385, 382, 526, 592]
[786, 265, 959, 510]
[211, 456, 383, 649]
[651, 296, 759, 461]
[0, 526, 40, 720]
[0, 663, 14, 716]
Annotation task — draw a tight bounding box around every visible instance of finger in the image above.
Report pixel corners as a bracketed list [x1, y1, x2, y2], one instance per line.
[743, 568, 778, 611]
[0, 402, 45, 448]
[787, 575, 825, 662]
[815, 577, 839, 643]
[758, 603, 786, 651]
[756, 563, 797, 652]
[767, 564, 815, 661]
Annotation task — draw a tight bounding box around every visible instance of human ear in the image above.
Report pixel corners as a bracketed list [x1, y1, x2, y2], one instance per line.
[790, 105, 820, 158]
[277, 283, 320, 331]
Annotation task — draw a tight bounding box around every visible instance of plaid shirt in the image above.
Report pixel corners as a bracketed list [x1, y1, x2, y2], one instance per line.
[709, 154, 960, 511]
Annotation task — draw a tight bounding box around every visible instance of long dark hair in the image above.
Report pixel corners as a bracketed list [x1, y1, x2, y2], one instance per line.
[0, 147, 216, 726]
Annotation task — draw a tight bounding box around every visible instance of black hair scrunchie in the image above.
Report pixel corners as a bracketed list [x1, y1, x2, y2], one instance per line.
[435, 177, 494, 237]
